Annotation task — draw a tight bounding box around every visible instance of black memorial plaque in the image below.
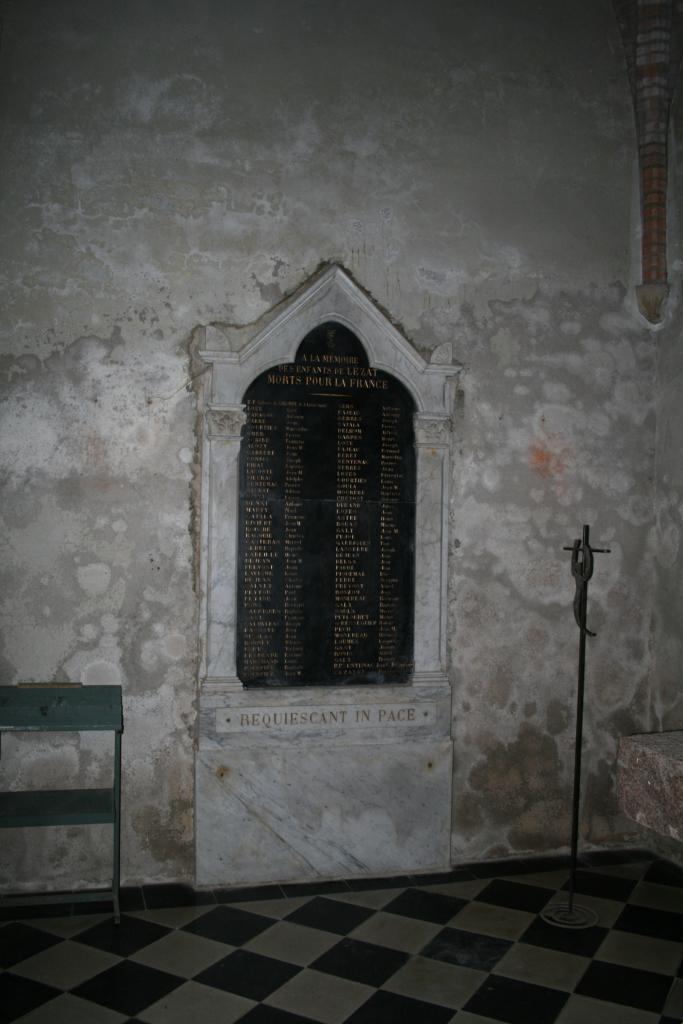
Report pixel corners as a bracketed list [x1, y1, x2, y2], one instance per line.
[236, 321, 415, 687]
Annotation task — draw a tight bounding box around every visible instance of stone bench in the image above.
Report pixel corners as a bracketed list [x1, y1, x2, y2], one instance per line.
[617, 731, 683, 844]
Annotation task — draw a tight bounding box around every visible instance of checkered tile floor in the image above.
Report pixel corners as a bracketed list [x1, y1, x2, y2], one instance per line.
[1, 852, 682, 1023]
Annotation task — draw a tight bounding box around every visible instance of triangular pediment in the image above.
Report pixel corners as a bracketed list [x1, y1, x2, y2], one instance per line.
[200, 265, 456, 415]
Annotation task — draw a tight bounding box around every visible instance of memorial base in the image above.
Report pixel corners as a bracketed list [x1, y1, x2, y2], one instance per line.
[196, 681, 453, 887]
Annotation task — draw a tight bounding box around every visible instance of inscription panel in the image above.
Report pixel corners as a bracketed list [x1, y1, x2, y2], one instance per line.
[236, 322, 415, 687]
[216, 702, 437, 733]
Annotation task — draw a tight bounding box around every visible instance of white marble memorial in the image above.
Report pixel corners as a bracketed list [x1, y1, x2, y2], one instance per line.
[195, 266, 458, 886]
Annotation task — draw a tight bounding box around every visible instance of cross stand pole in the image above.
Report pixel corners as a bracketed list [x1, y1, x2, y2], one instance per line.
[541, 524, 610, 930]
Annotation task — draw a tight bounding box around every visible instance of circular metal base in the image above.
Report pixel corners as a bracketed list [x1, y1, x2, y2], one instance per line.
[540, 903, 599, 929]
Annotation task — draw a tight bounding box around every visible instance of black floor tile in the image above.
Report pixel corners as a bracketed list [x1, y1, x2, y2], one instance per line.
[346, 874, 418, 891]
[0, 900, 75, 921]
[464, 973, 568, 1024]
[72, 959, 183, 1017]
[644, 859, 683, 888]
[413, 868, 478, 885]
[0, 972, 60, 1023]
[195, 948, 300, 1000]
[383, 887, 467, 923]
[119, 886, 145, 912]
[182, 904, 275, 945]
[285, 895, 374, 934]
[73, 899, 122, 916]
[280, 879, 351, 897]
[238, 1005, 320, 1023]
[475, 878, 554, 913]
[142, 883, 216, 909]
[344, 988, 454, 1023]
[614, 902, 683, 942]
[581, 848, 653, 867]
[520, 916, 608, 957]
[421, 927, 512, 971]
[214, 884, 286, 903]
[561, 869, 637, 902]
[74, 913, 171, 956]
[576, 960, 673, 1013]
[311, 936, 409, 986]
[470, 855, 570, 879]
[0, 922, 62, 969]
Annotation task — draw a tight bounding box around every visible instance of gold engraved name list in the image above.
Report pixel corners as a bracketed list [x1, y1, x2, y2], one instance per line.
[283, 402, 305, 679]
[378, 405, 403, 673]
[237, 323, 415, 687]
[242, 402, 278, 679]
[333, 402, 373, 675]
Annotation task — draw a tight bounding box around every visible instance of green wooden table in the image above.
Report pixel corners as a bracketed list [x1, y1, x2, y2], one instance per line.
[0, 685, 123, 922]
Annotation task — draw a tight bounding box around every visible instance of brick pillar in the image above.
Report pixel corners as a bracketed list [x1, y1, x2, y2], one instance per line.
[614, 0, 682, 323]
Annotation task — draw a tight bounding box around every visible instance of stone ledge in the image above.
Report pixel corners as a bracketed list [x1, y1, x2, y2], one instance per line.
[617, 731, 683, 843]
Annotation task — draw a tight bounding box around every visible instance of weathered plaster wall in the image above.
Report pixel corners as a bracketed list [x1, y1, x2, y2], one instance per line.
[450, 285, 656, 860]
[0, 0, 659, 887]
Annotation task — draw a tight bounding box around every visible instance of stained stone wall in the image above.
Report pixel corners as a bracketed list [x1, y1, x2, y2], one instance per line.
[635, 87, 683, 867]
[651, 96, 683, 737]
[0, 0, 669, 888]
